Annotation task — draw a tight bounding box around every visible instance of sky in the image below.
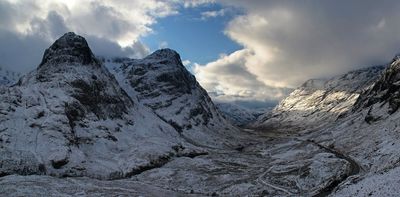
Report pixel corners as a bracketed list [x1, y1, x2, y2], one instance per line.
[1, 0, 400, 109]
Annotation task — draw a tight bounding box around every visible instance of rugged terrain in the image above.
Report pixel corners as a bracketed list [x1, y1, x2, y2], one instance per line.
[0, 32, 237, 181]
[255, 65, 385, 130]
[254, 55, 400, 196]
[1, 32, 399, 196]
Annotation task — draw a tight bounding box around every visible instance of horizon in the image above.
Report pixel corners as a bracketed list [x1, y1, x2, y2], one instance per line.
[1, 0, 400, 109]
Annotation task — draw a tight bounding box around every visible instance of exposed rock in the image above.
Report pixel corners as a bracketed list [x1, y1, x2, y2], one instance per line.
[354, 56, 400, 114]
[106, 49, 240, 148]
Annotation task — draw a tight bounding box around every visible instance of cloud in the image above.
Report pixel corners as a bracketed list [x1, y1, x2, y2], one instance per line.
[182, 0, 216, 8]
[194, 49, 292, 103]
[195, 0, 400, 104]
[0, 0, 178, 72]
[182, 60, 191, 66]
[158, 41, 169, 49]
[201, 8, 226, 20]
[0, 30, 49, 72]
[86, 35, 150, 59]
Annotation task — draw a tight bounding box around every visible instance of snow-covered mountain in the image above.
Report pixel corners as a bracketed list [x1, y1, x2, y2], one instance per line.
[307, 56, 400, 196]
[4, 32, 400, 196]
[253, 54, 400, 196]
[254, 65, 385, 130]
[105, 50, 240, 148]
[0, 32, 238, 180]
[0, 67, 20, 86]
[215, 102, 264, 126]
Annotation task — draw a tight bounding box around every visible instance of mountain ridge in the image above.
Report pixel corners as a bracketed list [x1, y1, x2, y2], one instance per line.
[253, 65, 386, 130]
[0, 32, 238, 181]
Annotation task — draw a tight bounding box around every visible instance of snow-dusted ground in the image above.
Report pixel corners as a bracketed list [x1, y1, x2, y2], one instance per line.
[0, 174, 197, 196]
[332, 166, 400, 197]
[0, 128, 352, 196]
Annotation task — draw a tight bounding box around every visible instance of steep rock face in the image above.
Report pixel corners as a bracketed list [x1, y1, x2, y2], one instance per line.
[0, 33, 201, 179]
[354, 56, 400, 115]
[254, 66, 385, 130]
[106, 49, 239, 148]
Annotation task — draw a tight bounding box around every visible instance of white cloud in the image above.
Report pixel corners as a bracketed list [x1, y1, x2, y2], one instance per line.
[196, 0, 400, 103]
[194, 49, 291, 102]
[1, 0, 179, 46]
[158, 41, 169, 49]
[182, 0, 216, 8]
[182, 60, 191, 66]
[201, 8, 226, 20]
[0, 0, 180, 72]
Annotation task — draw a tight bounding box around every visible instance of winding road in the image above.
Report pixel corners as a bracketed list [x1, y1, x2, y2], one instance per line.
[246, 129, 362, 197]
[308, 140, 361, 197]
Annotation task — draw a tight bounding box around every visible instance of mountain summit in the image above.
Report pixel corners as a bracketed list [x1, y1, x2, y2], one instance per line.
[39, 32, 97, 67]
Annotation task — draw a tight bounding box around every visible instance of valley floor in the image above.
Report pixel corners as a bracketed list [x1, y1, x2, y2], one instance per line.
[0, 128, 362, 196]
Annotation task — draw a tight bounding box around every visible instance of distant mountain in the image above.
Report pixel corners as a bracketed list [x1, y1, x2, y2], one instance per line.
[215, 102, 269, 126]
[0, 67, 20, 86]
[254, 65, 385, 130]
[0, 32, 239, 180]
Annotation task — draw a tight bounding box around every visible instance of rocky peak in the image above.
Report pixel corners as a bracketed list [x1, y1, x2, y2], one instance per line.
[354, 57, 400, 114]
[22, 32, 134, 120]
[145, 48, 182, 65]
[301, 79, 326, 90]
[39, 32, 96, 67]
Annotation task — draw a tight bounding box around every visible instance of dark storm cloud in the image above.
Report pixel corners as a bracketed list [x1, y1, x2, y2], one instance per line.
[0, 30, 49, 72]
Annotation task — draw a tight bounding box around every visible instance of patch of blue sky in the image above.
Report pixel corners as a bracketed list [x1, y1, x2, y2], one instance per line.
[141, 3, 243, 71]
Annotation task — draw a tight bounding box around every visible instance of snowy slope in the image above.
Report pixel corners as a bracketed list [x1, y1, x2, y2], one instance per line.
[0, 67, 20, 86]
[254, 66, 385, 130]
[305, 56, 400, 196]
[105, 50, 240, 148]
[0, 32, 215, 180]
